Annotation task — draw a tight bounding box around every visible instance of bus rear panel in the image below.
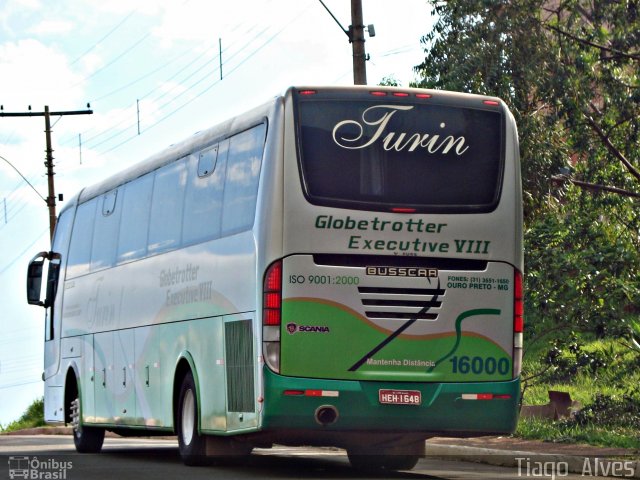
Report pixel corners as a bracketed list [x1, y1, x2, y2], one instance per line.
[261, 87, 522, 440]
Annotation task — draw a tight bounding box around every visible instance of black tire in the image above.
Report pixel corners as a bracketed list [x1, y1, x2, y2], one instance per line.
[177, 372, 206, 465]
[347, 452, 420, 471]
[347, 441, 423, 471]
[70, 396, 105, 453]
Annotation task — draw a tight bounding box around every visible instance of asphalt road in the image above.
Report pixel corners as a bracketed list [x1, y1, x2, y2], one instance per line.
[0, 435, 597, 480]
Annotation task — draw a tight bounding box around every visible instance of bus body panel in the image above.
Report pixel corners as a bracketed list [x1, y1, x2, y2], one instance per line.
[262, 368, 520, 435]
[39, 99, 281, 431]
[279, 255, 515, 382]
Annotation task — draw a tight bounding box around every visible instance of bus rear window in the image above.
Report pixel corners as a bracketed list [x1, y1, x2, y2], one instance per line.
[296, 99, 504, 213]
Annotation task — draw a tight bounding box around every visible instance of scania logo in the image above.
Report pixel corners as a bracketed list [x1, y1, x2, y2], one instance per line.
[286, 323, 330, 334]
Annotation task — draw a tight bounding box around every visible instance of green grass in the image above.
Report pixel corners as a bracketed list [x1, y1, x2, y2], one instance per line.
[0, 397, 45, 433]
[517, 417, 640, 450]
[517, 336, 640, 450]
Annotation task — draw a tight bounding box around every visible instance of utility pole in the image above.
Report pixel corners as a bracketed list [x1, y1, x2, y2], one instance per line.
[318, 0, 372, 85]
[0, 105, 93, 240]
[349, 0, 367, 85]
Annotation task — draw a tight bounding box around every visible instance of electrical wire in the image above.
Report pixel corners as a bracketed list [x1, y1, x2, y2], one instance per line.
[0, 154, 47, 203]
[0, 227, 49, 275]
[68, 10, 137, 67]
[99, 7, 307, 154]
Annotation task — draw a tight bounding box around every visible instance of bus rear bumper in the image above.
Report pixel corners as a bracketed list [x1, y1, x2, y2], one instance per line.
[261, 368, 520, 436]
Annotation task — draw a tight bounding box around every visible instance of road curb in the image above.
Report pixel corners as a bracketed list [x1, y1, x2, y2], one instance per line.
[426, 443, 640, 478]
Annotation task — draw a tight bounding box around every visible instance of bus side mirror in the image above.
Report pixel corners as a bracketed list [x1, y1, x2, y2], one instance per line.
[45, 253, 62, 309]
[27, 252, 49, 307]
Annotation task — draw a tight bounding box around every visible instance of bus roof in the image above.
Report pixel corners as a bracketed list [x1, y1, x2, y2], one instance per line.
[73, 98, 278, 208]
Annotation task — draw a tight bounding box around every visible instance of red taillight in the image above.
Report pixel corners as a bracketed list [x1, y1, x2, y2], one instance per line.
[391, 207, 417, 213]
[514, 271, 524, 333]
[392, 92, 409, 97]
[512, 270, 524, 378]
[263, 261, 282, 326]
[483, 99, 500, 106]
[461, 393, 512, 400]
[263, 309, 280, 326]
[415, 93, 432, 99]
[370, 91, 387, 96]
[264, 261, 281, 292]
[264, 292, 281, 309]
[298, 89, 317, 95]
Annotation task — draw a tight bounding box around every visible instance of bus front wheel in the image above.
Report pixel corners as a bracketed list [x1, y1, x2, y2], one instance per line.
[70, 397, 104, 453]
[177, 371, 206, 465]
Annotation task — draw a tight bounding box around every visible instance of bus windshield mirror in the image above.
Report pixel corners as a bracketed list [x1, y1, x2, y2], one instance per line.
[26, 252, 49, 307]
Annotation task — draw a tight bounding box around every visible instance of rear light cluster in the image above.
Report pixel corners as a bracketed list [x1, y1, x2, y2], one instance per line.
[262, 260, 282, 373]
[369, 90, 430, 98]
[298, 88, 500, 105]
[513, 270, 524, 378]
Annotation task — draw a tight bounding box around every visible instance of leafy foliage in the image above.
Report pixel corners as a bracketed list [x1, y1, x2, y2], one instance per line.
[519, 336, 640, 448]
[414, 1, 640, 446]
[1, 397, 45, 433]
[414, 0, 640, 341]
[570, 391, 640, 430]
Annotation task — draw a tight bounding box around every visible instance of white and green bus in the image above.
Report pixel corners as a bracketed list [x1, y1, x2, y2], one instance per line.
[27, 86, 523, 470]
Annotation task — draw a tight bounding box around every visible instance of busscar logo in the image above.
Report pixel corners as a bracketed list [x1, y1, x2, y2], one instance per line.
[286, 323, 330, 335]
[366, 266, 438, 278]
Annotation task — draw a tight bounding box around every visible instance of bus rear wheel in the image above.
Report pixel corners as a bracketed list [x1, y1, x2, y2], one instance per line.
[70, 397, 105, 453]
[347, 441, 423, 471]
[347, 452, 420, 471]
[177, 372, 206, 465]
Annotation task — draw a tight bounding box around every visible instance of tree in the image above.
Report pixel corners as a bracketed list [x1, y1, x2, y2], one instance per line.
[413, 1, 640, 338]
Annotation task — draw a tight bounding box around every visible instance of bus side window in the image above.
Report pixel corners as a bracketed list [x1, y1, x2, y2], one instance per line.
[148, 158, 188, 254]
[183, 143, 228, 245]
[117, 174, 153, 264]
[221, 124, 266, 235]
[91, 189, 121, 271]
[67, 200, 98, 278]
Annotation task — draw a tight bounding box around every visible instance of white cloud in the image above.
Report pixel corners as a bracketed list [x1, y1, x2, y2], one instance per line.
[0, 39, 85, 108]
[28, 19, 75, 35]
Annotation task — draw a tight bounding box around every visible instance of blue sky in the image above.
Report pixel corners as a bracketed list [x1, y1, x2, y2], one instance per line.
[0, 0, 432, 426]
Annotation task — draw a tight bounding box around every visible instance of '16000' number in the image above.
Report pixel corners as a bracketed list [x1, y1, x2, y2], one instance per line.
[449, 356, 509, 375]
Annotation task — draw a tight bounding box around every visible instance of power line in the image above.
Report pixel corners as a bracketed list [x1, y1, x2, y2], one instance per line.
[0, 154, 47, 203]
[0, 227, 49, 275]
[0, 379, 42, 390]
[61, 5, 284, 151]
[72, 33, 151, 88]
[99, 7, 308, 154]
[68, 10, 137, 67]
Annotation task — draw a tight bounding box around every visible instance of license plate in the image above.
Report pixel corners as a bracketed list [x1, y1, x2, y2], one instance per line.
[379, 389, 422, 406]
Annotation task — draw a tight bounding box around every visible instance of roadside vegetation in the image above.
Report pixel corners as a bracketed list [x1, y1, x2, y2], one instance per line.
[519, 336, 640, 449]
[0, 397, 45, 433]
[413, 1, 640, 449]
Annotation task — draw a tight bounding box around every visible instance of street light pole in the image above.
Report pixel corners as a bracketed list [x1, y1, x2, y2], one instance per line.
[318, 0, 370, 85]
[350, 0, 367, 85]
